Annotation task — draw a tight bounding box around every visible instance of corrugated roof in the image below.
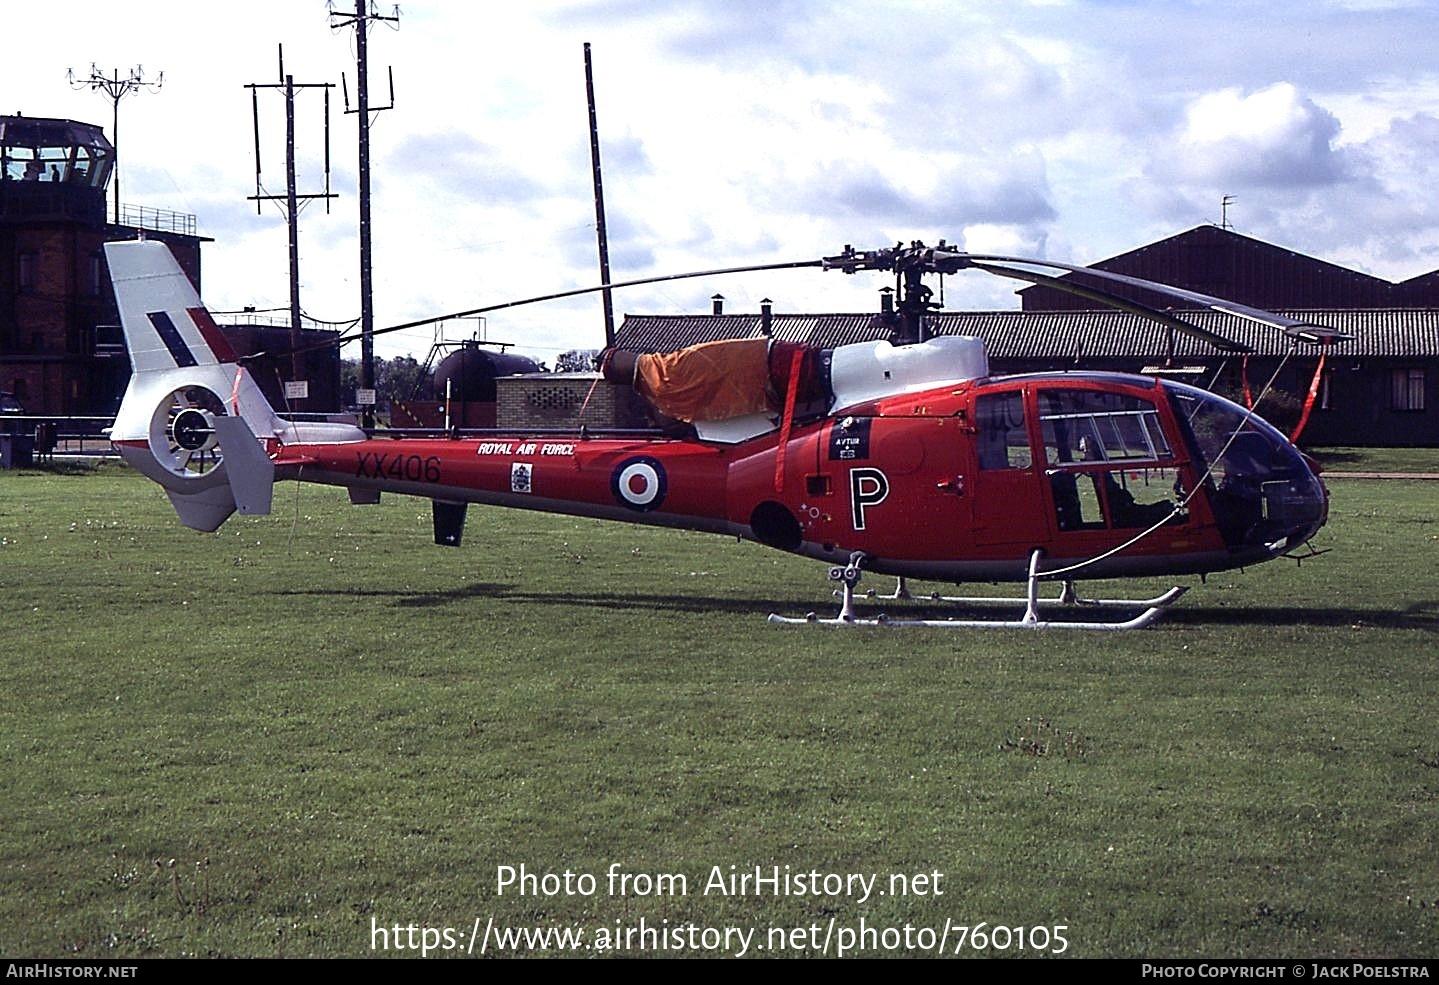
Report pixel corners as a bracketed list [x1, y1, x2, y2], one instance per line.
[616, 309, 1439, 359]
[1018, 226, 1427, 310]
[615, 313, 896, 352]
[938, 309, 1439, 359]
[615, 315, 765, 352]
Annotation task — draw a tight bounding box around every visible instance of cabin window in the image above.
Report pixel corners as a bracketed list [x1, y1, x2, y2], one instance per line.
[1390, 368, 1425, 412]
[1040, 388, 1180, 532]
[975, 391, 1031, 469]
[1038, 389, 1171, 466]
[1050, 464, 1183, 532]
[1050, 473, 1105, 530]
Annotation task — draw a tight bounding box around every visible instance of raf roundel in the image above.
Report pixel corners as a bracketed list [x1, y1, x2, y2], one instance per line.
[611, 457, 667, 512]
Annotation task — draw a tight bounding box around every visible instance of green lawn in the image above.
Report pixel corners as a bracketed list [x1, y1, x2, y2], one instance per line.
[1308, 446, 1439, 473]
[1, 461, 1435, 958]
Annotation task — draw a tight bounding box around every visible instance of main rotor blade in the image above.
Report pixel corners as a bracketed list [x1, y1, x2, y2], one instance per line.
[966, 259, 1255, 354]
[247, 240, 1350, 369]
[291, 258, 826, 358]
[947, 251, 1352, 345]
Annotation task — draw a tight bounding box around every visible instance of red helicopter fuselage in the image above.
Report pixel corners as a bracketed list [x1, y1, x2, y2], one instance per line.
[274, 370, 1327, 585]
[104, 238, 1330, 606]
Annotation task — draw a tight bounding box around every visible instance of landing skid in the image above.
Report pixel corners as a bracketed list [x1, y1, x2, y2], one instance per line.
[767, 550, 1186, 630]
[866, 575, 1187, 610]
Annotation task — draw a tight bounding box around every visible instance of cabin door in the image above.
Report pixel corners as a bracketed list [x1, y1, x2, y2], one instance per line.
[970, 389, 1051, 547]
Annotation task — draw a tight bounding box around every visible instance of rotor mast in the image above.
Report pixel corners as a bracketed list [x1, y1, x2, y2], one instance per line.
[824, 241, 954, 343]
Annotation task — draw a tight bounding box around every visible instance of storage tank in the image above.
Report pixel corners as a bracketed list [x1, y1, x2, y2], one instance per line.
[431, 344, 542, 402]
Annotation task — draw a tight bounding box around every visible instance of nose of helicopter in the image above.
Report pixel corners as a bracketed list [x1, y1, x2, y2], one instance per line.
[1279, 453, 1329, 549]
[1206, 431, 1329, 555]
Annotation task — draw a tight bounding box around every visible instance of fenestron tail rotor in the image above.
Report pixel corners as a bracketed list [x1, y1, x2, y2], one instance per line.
[153, 386, 228, 480]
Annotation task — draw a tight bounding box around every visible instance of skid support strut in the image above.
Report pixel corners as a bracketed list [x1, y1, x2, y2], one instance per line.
[768, 549, 1186, 629]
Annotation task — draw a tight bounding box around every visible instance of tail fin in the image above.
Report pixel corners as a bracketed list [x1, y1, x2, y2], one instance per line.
[108, 239, 281, 531]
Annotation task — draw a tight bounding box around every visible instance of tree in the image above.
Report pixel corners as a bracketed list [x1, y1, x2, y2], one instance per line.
[341, 355, 433, 410]
[554, 348, 602, 373]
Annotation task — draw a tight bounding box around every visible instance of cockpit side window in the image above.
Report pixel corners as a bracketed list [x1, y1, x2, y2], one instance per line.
[1163, 381, 1327, 548]
[1039, 388, 1181, 532]
[1038, 389, 1172, 465]
[976, 391, 1032, 470]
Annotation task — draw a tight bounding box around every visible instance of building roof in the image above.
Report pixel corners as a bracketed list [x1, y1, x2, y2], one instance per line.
[615, 313, 896, 352]
[1018, 225, 1438, 310]
[617, 226, 1439, 364]
[0, 115, 110, 150]
[616, 309, 1439, 360]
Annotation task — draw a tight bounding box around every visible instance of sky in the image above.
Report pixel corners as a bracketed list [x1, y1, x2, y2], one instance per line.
[5, 0, 1439, 365]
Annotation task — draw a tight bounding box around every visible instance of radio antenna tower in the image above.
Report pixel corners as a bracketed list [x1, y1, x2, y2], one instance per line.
[331, 0, 399, 428]
[67, 63, 163, 225]
[245, 44, 338, 407]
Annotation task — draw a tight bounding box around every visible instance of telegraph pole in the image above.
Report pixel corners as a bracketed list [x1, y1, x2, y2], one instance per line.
[68, 63, 163, 225]
[332, 1, 398, 427]
[246, 45, 337, 408]
[584, 43, 616, 347]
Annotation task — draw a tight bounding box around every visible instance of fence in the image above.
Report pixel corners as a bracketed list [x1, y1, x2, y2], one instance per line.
[116, 203, 198, 237]
[0, 415, 116, 465]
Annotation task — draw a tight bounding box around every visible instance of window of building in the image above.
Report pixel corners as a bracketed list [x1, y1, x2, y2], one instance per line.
[17, 253, 37, 292]
[1390, 368, 1426, 412]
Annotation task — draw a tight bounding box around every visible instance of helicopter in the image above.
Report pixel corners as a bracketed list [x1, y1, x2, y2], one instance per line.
[105, 237, 1341, 629]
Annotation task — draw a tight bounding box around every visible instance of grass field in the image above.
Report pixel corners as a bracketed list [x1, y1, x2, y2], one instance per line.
[1309, 446, 1439, 473]
[1, 460, 1436, 958]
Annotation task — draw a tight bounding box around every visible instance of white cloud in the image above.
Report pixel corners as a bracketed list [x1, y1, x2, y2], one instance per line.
[7, 1, 1439, 357]
[1156, 83, 1351, 189]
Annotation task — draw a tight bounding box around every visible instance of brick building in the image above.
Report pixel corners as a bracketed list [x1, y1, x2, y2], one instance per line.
[0, 114, 208, 415]
[1, 113, 340, 418]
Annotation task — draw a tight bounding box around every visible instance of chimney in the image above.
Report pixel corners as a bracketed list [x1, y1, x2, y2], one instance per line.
[760, 298, 773, 336]
[879, 287, 894, 314]
[711, 293, 724, 315]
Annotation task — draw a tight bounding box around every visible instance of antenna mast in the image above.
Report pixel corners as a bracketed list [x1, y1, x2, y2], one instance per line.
[67, 63, 163, 225]
[332, 0, 399, 427]
[246, 44, 338, 407]
[584, 43, 616, 347]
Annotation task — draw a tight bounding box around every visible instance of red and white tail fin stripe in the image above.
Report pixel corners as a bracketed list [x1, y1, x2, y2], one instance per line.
[106, 239, 365, 531]
[107, 239, 284, 445]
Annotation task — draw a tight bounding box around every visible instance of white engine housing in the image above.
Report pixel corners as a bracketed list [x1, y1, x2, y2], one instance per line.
[829, 335, 988, 412]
